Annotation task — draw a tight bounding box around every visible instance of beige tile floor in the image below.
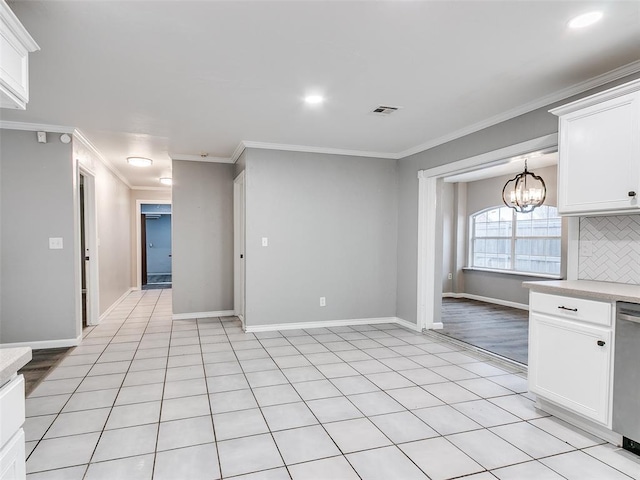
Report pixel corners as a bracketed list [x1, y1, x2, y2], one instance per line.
[23, 289, 640, 479]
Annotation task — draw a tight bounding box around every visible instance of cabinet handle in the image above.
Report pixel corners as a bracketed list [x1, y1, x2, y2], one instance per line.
[558, 306, 578, 312]
[629, 191, 637, 197]
[597, 340, 606, 347]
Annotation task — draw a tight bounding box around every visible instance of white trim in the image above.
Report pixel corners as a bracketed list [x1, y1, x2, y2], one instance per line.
[230, 142, 247, 164]
[136, 199, 172, 290]
[417, 134, 557, 331]
[399, 60, 640, 159]
[78, 167, 100, 327]
[0, 120, 74, 133]
[245, 317, 421, 333]
[170, 153, 233, 164]
[73, 129, 132, 189]
[131, 186, 171, 192]
[234, 171, 246, 328]
[550, 77, 640, 117]
[566, 217, 580, 281]
[1, 334, 82, 350]
[172, 310, 235, 320]
[442, 292, 529, 311]
[242, 140, 398, 160]
[0, 2, 39, 51]
[99, 288, 135, 322]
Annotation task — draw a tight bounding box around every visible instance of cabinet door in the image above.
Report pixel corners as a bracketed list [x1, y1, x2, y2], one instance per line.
[558, 91, 640, 215]
[529, 313, 612, 425]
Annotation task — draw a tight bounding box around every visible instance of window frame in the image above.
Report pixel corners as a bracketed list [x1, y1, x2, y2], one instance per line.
[468, 205, 562, 276]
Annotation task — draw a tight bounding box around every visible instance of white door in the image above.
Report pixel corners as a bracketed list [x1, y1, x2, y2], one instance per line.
[234, 171, 246, 326]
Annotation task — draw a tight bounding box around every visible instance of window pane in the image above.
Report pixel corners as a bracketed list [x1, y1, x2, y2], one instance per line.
[471, 204, 561, 275]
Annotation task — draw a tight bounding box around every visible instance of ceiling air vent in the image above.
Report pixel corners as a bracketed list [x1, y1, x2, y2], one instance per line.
[371, 105, 400, 116]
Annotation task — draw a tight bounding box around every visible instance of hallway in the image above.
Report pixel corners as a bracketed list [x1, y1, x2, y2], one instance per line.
[23, 290, 639, 479]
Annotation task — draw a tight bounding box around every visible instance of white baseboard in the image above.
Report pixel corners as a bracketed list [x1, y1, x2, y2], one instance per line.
[442, 292, 528, 311]
[1, 333, 83, 350]
[431, 322, 444, 330]
[172, 310, 235, 321]
[393, 317, 423, 332]
[245, 316, 421, 333]
[98, 288, 135, 322]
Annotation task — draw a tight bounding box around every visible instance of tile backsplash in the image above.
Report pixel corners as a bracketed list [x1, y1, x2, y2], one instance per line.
[579, 215, 640, 284]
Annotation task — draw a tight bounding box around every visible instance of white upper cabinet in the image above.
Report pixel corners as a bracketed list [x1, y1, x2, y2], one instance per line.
[551, 79, 640, 216]
[0, 0, 39, 110]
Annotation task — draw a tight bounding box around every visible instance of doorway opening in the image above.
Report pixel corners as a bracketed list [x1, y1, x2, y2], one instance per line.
[417, 134, 565, 365]
[234, 171, 246, 327]
[77, 167, 99, 327]
[140, 203, 172, 290]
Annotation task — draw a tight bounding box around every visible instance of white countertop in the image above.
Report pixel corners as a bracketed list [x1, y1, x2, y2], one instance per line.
[523, 280, 640, 303]
[0, 347, 32, 387]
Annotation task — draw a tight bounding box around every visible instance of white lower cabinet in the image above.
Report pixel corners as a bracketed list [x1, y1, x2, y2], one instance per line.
[529, 295, 613, 427]
[0, 375, 26, 480]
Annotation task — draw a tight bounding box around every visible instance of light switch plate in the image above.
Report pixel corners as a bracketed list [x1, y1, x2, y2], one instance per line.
[49, 237, 63, 249]
[262, 237, 268, 247]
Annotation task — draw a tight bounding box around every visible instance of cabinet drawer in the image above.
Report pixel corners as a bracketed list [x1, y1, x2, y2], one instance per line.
[0, 376, 25, 447]
[530, 291, 612, 326]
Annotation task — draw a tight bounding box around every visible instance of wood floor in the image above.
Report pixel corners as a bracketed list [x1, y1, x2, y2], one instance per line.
[439, 297, 529, 365]
[18, 347, 71, 396]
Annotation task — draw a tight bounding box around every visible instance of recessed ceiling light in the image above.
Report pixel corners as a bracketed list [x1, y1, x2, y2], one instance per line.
[159, 177, 172, 186]
[568, 11, 603, 29]
[127, 156, 153, 167]
[304, 95, 324, 105]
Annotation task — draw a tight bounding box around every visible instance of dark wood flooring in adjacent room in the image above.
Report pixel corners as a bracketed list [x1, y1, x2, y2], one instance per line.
[439, 297, 529, 365]
[18, 347, 71, 396]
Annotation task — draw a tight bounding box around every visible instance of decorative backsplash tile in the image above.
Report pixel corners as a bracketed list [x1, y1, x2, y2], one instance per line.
[579, 215, 640, 284]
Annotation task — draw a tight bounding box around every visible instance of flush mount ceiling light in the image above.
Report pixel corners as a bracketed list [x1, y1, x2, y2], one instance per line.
[127, 156, 153, 167]
[159, 177, 172, 186]
[568, 11, 603, 29]
[304, 95, 324, 105]
[502, 159, 547, 213]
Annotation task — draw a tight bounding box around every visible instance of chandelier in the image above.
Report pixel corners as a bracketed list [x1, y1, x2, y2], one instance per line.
[502, 159, 546, 213]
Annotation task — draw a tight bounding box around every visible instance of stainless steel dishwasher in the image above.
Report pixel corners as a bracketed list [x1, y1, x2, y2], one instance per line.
[613, 302, 640, 456]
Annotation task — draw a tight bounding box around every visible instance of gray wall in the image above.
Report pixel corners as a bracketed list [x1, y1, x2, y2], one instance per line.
[243, 148, 398, 326]
[396, 72, 640, 325]
[75, 139, 133, 315]
[1, 129, 77, 343]
[172, 160, 234, 314]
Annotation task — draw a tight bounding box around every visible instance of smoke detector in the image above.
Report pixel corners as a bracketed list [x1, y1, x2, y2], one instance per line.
[371, 105, 401, 116]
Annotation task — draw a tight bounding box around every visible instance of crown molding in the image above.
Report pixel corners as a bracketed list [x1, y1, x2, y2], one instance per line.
[241, 140, 399, 160]
[0, 1, 39, 52]
[230, 142, 247, 164]
[73, 129, 132, 189]
[398, 59, 640, 159]
[0, 120, 74, 133]
[170, 153, 233, 164]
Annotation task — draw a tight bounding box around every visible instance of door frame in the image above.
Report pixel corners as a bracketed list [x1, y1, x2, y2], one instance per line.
[77, 165, 100, 326]
[233, 171, 246, 327]
[416, 133, 562, 330]
[136, 199, 172, 290]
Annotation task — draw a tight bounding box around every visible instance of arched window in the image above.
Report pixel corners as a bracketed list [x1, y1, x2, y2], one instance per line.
[470, 205, 561, 275]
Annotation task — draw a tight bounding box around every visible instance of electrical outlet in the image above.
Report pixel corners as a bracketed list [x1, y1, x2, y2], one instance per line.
[447, 273, 453, 280]
[261, 237, 268, 247]
[580, 241, 593, 257]
[319, 297, 326, 307]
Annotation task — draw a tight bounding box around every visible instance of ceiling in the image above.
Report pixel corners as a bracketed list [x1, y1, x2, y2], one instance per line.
[3, 1, 640, 188]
